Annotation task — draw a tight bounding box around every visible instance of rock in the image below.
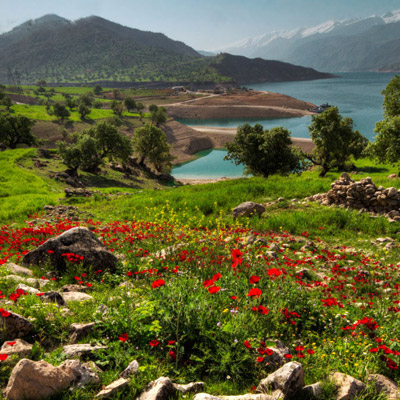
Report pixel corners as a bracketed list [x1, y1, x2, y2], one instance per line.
[368, 374, 400, 399]
[5, 275, 28, 283]
[41, 291, 67, 306]
[257, 362, 304, 399]
[16, 283, 39, 294]
[330, 372, 366, 400]
[69, 322, 96, 343]
[194, 395, 220, 400]
[60, 359, 100, 389]
[4, 359, 75, 400]
[65, 188, 95, 198]
[138, 377, 177, 400]
[95, 378, 129, 398]
[174, 382, 205, 394]
[0, 310, 34, 340]
[278, 197, 285, 202]
[221, 395, 274, 400]
[300, 382, 323, 399]
[119, 359, 139, 379]
[22, 227, 118, 272]
[388, 174, 397, 179]
[232, 202, 266, 218]
[60, 284, 90, 293]
[62, 343, 107, 357]
[263, 340, 290, 368]
[5, 263, 33, 276]
[62, 291, 94, 303]
[1, 339, 33, 361]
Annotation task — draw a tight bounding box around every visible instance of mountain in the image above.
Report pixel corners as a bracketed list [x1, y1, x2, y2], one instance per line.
[0, 15, 333, 85]
[215, 10, 400, 72]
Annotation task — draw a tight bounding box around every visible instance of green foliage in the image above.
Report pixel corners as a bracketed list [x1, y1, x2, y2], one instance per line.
[111, 100, 124, 117]
[308, 107, 368, 177]
[149, 104, 158, 113]
[93, 85, 103, 95]
[124, 97, 136, 112]
[66, 97, 77, 110]
[132, 123, 174, 172]
[1, 96, 12, 110]
[78, 103, 91, 119]
[382, 75, 400, 119]
[53, 103, 70, 121]
[0, 112, 36, 149]
[79, 93, 93, 107]
[150, 107, 167, 126]
[225, 124, 305, 178]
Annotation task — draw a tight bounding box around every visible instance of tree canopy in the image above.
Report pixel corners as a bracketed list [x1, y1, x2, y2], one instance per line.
[224, 123, 305, 178]
[0, 113, 36, 149]
[307, 106, 368, 177]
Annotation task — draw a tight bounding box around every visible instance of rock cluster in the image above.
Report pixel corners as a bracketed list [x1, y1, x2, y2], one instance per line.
[308, 173, 400, 221]
[233, 202, 266, 218]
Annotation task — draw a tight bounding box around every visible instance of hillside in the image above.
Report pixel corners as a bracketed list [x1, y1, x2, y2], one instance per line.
[217, 10, 400, 72]
[0, 15, 333, 85]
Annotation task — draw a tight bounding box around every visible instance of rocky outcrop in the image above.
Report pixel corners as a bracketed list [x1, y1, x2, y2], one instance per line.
[308, 173, 400, 220]
[69, 322, 96, 343]
[233, 202, 266, 218]
[368, 374, 400, 400]
[119, 359, 139, 379]
[0, 310, 34, 340]
[62, 343, 107, 357]
[95, 378, 129, 398]
[329, 372, 366, 400]
[22, 227, 118, 272]
[0, 339, 33, 362]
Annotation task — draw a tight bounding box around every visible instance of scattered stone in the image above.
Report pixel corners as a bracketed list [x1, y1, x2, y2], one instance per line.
[174, 382, 205, 394]
[388, 174, 397, 179]
[368, 374, 400, 400]
[300, 382, 323, 399]
[263, 340, 291, 368]
[60, 359, 100, 389]
[194, 394, 220, 400]
[16, 283, 39, 295]
[138, 377, 177, 400]
[41, 291, 67, 306]
[1, 339, 33, 361]
[4, 275, 28, 284]
[95, 378, 129, 399]
[0, 311, 34, 340]
[4, 359, 75, 400]
[330, 372, 366, 400]
[257, 362, 304, 399]
[232, 202, 266, 218]
[62, 291, 94, 303]
[221, 395, 274, 400]
[65, 188, 95, 198]
[59, 284, 90, 293]
[69, 322, 96, 343]
[5, 263, 33, 276]
[62, 344, 107, 357]
[22, 227, 118, 272]
[278, 197, 285, 202]
[119, 359, 139, 379]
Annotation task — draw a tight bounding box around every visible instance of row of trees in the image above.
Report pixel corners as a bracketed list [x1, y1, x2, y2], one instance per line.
[226, 75, 400, 178]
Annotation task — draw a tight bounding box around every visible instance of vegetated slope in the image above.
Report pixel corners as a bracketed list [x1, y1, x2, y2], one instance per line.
[217, 11, 400, 72]
[0, 15, 333, 84]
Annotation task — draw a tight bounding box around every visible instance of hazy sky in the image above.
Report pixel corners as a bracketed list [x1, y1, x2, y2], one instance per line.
[1, 0, 399, 49]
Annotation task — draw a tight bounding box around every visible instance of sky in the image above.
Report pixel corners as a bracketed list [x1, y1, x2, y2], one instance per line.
[0, 0, 399, 50]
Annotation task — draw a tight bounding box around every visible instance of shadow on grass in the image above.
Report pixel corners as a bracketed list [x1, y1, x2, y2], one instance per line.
[356, 166, 389, 173]
[81, 174, 141, 189]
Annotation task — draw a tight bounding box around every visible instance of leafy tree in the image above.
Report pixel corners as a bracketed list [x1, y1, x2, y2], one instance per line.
[36, 80, 46, 87]
[382, 75, 400, 118]
[79, 93, 93, 107]
[124, 97, 136, 112]
[78, 103, 91, 119]
[93, 85, 103, 95]
[57, 141, 82, 175]
[1, 97, 12, 111]
[0, 113, 36, 149]
[151, 107, 167, 126]
[224, 124, 304, 178]
[53, 103, 70, 122]
[112, 89, 121, 100]
[149, 104, 158, 113]
[111, 100, 124, 117]
[132, 123, 174, 172]
[94, 100, 104, 109]
[307, 107, 368, 177]
[77, 134, 103, 172]
[66, 97, 77, 110]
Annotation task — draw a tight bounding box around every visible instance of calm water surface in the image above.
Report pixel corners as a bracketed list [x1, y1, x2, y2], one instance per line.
[172, 72, 398, 179]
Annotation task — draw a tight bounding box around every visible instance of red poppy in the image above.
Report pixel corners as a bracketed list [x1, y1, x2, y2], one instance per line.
[244, 340, 251, 349]
[295, 345, 305, 352]
[36, 293, 44, 297]
[249, 275, 260, 284]
[213, 272, 222, 281]
[0, 354, 8, 361]
[203, 279, 214, 288]
[369, 348, 379, 353]
[256, 356, 264, 363]
[127, 271, 132, 276]
[247, 288, 262, 298]
[168, 340, 175, 345]
[267, 268, 282, 277]
[150, 339, 160, 347]
[306, 349, 315, 355]
[152, 279, 165, 289]
[265, 348, 274, 356]
[296, 353, 305, 358]
[284, 354, 292, 359]
[6, 341, 16, 346]
[119, 333, 129, 342]
[208, 286, 221, 294]
[169, 350, 177, 360]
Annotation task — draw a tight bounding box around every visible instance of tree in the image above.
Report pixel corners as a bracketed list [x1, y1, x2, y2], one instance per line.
[151, 107, 167, 126]
[307, 107, 368, 177]
[0, 113, 36, 149]
[111, 100, 124, 117]
[224, 124, 304, 178]
[132, 123, 174, 172]
[66, 97, 77, 110]
[53, 103, 70, 122]
[93, 85, 103, 95]
[57, 141, 82, 176]
[78, 103, 91, 120]
[149, 104, 158, 113]
[382, 75, 400, 119]
[1, 97, 12, 111]
[124, 97, 136, 112]
[79, 93, 93, 107]
[112, 89, 121, 100]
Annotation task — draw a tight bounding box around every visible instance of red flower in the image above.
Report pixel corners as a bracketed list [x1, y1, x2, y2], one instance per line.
[295, 345, 305, 352]
[267, 268, 282, 277]
[6, 341, 16, 346]
[150, 340, 160, 347]
[284, 354, 292, 359]
[231, 249, 243, 259]
[265, 348, 274, 356]
[213, 272, 222, 281]
[369, 348, 379, 353]
[168, 340, 175, 345]
[208, 286, 221, 294]
[296, 353, 305, 358]
[0, 354, 8, 362]
[247, 288, 262, 298]
[169, 350, 177, 361]
[231, 296, 238, 300]
[306, 349, 315, 355]
[203, 279, 214, 288]
[119, 333, 129, 342]
[256, 356, 264, 363]
[36, 293, 44, 297]
[249, 275, 260, 284]
[152, 279, 165, 289]
[244, 340, 251, 349]
[127, 271, 133, 276]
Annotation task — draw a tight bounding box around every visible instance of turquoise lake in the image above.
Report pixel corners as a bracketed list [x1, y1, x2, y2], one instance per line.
[172, 72, 398, 179]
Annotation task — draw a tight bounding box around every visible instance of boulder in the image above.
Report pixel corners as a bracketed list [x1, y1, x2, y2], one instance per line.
[69, 322, 96, 343]
[263, 340, 290, 368]
[5, 263, 33, 276]
[221, 395, 274, 400]
[138, 377, 177, 400]
[0, 310, 34, 340]
[16, 283, 39, 294]
[194, 395, 220, 400]
[62, 291, 94, 303]
[300, 382, 323, 399]
[257, 361, 304, 399]
[22, 227, 117, 272]
[62, 343, 107, 357]
[368, 374, 400, 400]
[330, 372, 366, 400]
[0, 339, 33, 361]
[4, 359, 75, 400]
[41, 291, 67, 306]
[60, 284, 90, 293]
[95, 378, 129, 398]
[232, 202, 266, 218]
[60, 359, 100, 389]
[119, 359, 139, 379]
[174, 382, 205, 394]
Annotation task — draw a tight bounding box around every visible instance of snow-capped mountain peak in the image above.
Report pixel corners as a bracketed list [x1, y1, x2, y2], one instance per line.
[383, 10, 400, 24]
